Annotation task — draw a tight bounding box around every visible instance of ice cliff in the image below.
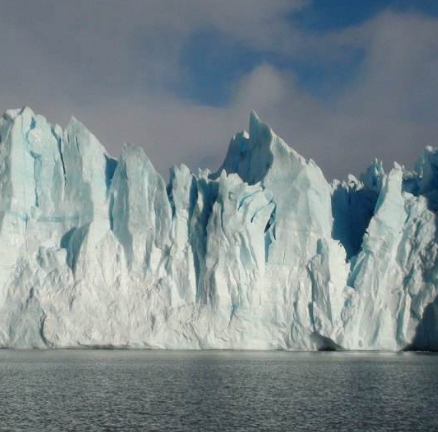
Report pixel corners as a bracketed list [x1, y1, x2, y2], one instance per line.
[0, 106, 437, 350]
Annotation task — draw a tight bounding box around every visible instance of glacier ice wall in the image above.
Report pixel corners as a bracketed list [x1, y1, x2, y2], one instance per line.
[0, 106, 437, 350]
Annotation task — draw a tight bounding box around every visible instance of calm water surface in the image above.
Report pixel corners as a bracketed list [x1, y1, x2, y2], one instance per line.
[0, 350, 437, 431]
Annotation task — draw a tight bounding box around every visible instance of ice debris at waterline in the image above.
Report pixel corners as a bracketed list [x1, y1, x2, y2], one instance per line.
[0, 106, 437, 350]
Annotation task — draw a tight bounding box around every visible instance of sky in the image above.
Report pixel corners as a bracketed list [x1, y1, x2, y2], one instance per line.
[1, 0, 438, 180]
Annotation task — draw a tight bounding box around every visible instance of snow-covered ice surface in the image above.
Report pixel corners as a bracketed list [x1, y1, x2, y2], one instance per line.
[0, 107, 437, 350]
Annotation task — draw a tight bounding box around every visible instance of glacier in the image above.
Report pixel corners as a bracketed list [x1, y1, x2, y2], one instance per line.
[0, 106, 437, 350]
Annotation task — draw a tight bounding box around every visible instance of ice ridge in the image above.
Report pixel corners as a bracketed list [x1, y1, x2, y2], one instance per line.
[0, 106, 437, 350]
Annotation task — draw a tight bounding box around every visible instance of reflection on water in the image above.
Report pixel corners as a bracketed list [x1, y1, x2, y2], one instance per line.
[0, 350, 437, 431]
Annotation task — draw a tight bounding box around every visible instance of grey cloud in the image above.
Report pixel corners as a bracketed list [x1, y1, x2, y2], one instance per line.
[0, 3, 437, 182]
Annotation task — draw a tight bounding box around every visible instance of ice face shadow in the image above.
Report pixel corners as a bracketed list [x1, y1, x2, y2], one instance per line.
[405, 295, 438, 351]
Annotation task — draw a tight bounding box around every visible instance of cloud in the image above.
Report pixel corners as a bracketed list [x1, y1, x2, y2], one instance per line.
[0, 3, 437, 182]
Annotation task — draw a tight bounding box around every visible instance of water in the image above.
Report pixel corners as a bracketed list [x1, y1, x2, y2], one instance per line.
[0, 351, 437, 431]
